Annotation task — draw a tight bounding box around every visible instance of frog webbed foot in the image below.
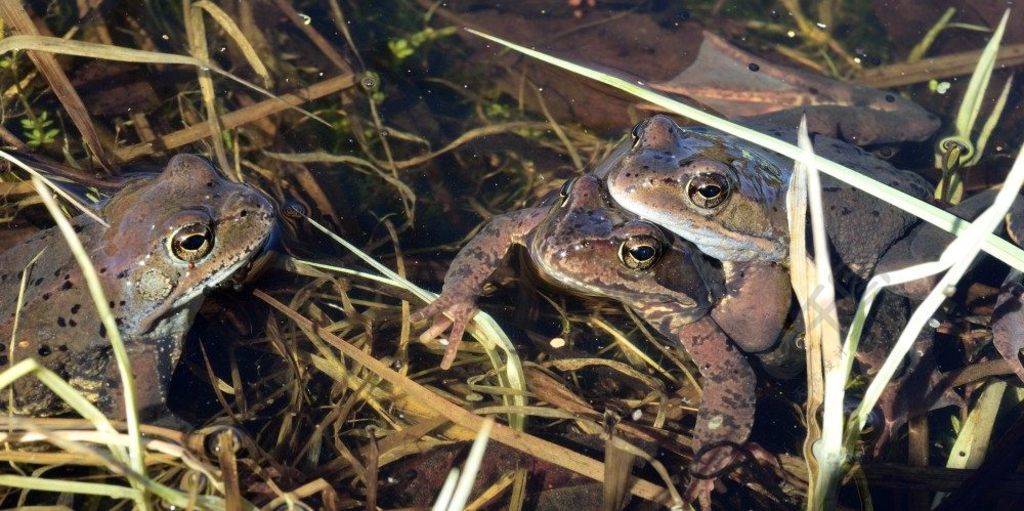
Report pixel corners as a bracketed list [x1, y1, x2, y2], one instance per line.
[685, 441, 781, 509]
[411, 294, 479, 370]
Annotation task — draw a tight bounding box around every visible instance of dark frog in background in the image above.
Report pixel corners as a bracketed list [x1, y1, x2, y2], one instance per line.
[0, 154, 275, 420]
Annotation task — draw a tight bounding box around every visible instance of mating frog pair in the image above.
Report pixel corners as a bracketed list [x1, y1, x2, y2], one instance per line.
[414, 113, 955, 507]
[412, 174, 765, 506]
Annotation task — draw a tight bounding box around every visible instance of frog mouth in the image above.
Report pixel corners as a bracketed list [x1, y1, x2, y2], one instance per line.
[224, 244, 276, 288]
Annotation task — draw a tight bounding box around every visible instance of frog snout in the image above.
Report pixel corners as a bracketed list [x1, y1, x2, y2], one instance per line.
[636, 115, 685, 151]
[564, 175, 605, 208]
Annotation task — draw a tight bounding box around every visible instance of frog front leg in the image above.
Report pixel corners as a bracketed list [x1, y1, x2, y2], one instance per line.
[413, 208, 548, 369]
[97, 335, 184, 421]
[637, 307, 757, 509]
[711, 261, 791, 353]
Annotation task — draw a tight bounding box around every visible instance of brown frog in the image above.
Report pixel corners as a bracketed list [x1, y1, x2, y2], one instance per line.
[653, 32, 941, 146]
[0, 154, 275, 420]
[596, 115, 958, 451]
[593, 114, 935, 355]
[413, 175, 763, 508]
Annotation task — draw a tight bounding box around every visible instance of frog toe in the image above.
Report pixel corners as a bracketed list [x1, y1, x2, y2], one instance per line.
[419, 315, 454, 343]
[684, 477, 717, 510]
[438, 303, 476, 369]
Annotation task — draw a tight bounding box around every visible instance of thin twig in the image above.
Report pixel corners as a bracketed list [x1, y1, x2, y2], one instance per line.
[115, 74, 355, 161]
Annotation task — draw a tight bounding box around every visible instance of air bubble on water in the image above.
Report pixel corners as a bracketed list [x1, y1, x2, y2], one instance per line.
[361, 76, 377, 89]
[379, 129, 389, 138]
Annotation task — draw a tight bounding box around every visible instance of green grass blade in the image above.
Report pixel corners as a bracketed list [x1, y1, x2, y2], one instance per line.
[953, 10, 1008, 143]
[0, 474, 141, 499]
[849, 138, 1024, 442]
[300, 217, 528, 430]
[465, 28, 1024, 274]
[28, 176, 150, 510]
[967, 74, 1014, 167]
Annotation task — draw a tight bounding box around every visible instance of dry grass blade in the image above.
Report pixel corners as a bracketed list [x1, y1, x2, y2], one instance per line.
[1, 150, 107, 227]
[603, 426, 634, 511]
[944, 381, 1005, 471]
[255, 290, 675, 506]
[793, 119, 845, 510]
[0, 2, 109, 167]
[192, 1, 272, 86]
[0, 361, 123, 459]
[264, 121, 549, 171]
[445, 419, 494, 510]
[271, 0, 352, 74]
[185, 3, 230, 173]
[465, 28, 1024, 273]
[298, 217, 528, 429]
[0, 474, 140, 500]
[117, 74, 353, 160]
[857, 43, 1024, 88]
[28, 176, 151, 510]
[848, 138, 1024, 444]
[906, 7, 957, 63]
[0, 35, 330, 140]
[785, 118, 819, 503]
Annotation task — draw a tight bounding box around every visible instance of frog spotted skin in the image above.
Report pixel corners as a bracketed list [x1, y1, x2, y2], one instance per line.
[592, 116, 957, 454]
[592, 114, 934, 355]
[415, 175, 759, 508]
[597, 114, 932, 277]
[0, 154, 275, 419]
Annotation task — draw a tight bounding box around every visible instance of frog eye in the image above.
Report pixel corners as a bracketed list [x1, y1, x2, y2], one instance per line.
[686, 172, 731, 209]
[558, 177, 577, 206]
[619, 235, 663, 270]
[170, 222, 214, 262]
[281, 200, 308, 220]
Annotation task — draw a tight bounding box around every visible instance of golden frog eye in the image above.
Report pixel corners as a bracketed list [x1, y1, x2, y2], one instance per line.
[170, 222, 214, 262]
[619, 235, 663, 270]
[686, 172, 731, 209]
[281, 200, 308, 220]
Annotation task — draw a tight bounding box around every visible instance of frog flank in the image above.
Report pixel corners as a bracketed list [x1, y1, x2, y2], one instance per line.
[0, 154, 275, 419]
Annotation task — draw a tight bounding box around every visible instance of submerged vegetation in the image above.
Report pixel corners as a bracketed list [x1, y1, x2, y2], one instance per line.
[0, 1, 1021, 510]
